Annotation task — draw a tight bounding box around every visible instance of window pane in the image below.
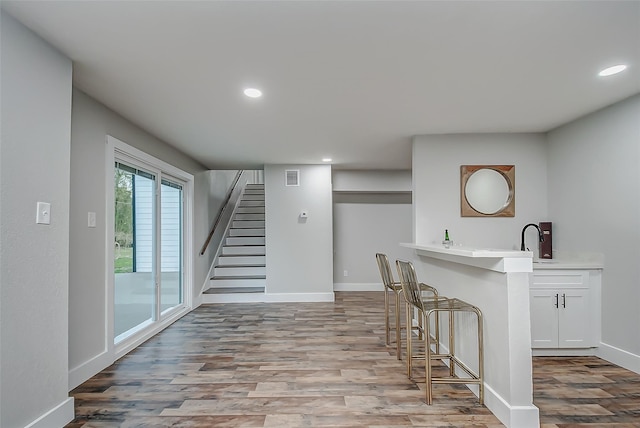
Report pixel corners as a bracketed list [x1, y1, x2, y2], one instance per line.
[160, 179, 183, 313]
[114, 164, 156, 339]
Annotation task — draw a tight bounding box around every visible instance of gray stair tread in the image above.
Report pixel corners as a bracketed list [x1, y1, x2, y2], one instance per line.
[204, 287, 265, 294]
[215, 264, 265, 268]
[219, 254, 265, 257]
[210, 275, 266, 280]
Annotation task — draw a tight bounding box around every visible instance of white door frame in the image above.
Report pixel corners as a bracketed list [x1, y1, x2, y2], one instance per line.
[106, 135, 194, 359]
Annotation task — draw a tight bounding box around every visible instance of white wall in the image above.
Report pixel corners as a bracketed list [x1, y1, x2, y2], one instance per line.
[333, 194, 413, 286]
[332, 170, 411, 192]
[332, 169, 413, 288]
[412, 134, 548, 250]
[69, 89, 210, 386]
[265, 165, 334, 298]
[547, 94, 640, 367]
[0, 11, 74, 427]
[198, 169, 249, 290]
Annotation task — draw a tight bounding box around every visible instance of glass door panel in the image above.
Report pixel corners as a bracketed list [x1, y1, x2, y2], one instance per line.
[160, 179, 183, 314]
[114, 162, 156, 340]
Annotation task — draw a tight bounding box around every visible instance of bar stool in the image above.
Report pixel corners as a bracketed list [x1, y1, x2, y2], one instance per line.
[396, 259, 484, 405]
[375, 253, 438, 360]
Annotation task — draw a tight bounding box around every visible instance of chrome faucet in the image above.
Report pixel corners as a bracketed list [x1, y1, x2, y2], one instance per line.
[520, 223, 544, 251]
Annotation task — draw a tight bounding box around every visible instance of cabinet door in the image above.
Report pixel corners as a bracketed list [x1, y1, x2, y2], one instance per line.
[558, 288, 591, 348]
[530, 288, 559, 348]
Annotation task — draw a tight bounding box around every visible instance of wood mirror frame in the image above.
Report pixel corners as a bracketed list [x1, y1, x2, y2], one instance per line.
[460, 165, 515, 217]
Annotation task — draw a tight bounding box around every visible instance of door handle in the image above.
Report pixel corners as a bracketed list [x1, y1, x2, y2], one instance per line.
[554, 293, 559, 308]
[562, 293, 566, 308]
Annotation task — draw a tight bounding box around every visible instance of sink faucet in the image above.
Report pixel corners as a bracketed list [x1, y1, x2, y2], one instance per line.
[520, 223, 544, 251]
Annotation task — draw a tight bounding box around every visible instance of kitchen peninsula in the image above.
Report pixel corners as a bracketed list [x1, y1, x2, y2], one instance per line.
[401, 243, 539, 428]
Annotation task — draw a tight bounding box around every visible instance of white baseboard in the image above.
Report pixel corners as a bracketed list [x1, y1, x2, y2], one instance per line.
[265, 292, 335, 302]
[202, 292, 335, 304]
[483, 383, 540, 428]
[25, 397, 74, 428]
[597, 341, 640, 374]
[68, 349, 113, 390]
[193, 292, 203, 309]
[419, 327, 539, 428]
[532, 348, 597, 357]
[333, 282, 383, 292]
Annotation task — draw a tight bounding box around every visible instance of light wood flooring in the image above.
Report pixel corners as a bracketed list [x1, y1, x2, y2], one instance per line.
[66, 292, 640, 427]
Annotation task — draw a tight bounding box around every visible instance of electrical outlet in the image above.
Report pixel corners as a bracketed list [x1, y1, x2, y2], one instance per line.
[343, 270, 348, 277]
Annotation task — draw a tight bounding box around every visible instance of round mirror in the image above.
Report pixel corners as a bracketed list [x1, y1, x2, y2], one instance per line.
[464, 168, 511, 215]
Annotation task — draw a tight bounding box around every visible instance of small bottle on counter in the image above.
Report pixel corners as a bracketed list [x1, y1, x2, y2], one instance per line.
[443, 229, 452, 248]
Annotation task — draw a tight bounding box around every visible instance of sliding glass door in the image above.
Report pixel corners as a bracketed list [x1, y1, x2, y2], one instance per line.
[160, 178, 183, 314]
[114, 161, 184, 343]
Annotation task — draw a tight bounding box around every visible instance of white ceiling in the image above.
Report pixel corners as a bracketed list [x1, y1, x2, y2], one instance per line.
[3, 1, 639, 170]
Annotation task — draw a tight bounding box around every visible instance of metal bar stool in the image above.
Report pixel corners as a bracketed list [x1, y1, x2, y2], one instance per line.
[375, 253, 439, 360]
[396, 259, 484, 405]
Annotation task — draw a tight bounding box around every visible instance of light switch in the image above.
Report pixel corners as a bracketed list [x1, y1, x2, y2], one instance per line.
[36, 201, 51, 225]
[88, 212, 96, 228]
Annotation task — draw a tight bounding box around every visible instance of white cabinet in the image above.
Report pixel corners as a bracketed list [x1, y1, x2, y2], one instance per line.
[529, 270, 599, 349]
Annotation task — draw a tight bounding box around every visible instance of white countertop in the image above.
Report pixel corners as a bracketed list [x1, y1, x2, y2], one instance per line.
[401, 243, 604, 272]
[401, 242, 533, 273]
[401, 242, 530, 258]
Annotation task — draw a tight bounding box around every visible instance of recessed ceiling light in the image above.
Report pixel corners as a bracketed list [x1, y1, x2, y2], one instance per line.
[322, 158, 332, 162]
[243, 88, 262, 98]
[598, 64, 627, 77]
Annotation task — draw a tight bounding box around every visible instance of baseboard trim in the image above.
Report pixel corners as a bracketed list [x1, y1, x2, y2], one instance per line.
[265, 292, 335, 302]
[418, 334, 539, 428]
[68, 349, 113, 390]
[25, 397, 74, 428]
[532, 348, 597, 357]
[202, 292, 335, 304]
[483, 383, 540, 428]
[597, 342, 640, 374]
[333, 282, 383, 292]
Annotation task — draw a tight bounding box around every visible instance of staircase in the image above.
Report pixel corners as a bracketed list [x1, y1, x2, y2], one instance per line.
[206, 184, 266, 295]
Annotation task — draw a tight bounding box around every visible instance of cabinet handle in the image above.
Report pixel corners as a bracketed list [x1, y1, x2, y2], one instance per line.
[562, 293, 566, 308]
[554, 293, 559, 308]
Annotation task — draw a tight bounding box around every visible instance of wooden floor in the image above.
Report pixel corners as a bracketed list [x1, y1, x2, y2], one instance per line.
[66, 292, 640, 427]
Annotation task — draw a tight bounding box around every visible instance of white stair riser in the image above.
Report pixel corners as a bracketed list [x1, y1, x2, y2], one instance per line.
[236, 207, 265, 214]
[209, 278, 266, 288]
[226, 236, 265, 245]
[242, 194, 265, 200]
[244, 190, 264, 195]
[232, 220, 265, 228]
[234, 213, 265, 220]
[214, 266, 266, 276]
[222, 245, 265, 255]
[229, 228, 265, 237]
[218, 255, 266, 265]
[239, 200, 265, 207]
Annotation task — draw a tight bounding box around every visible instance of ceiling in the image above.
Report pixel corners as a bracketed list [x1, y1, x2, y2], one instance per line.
[3, 1, 639, 170]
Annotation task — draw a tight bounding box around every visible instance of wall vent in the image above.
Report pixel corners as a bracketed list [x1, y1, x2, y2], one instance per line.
[285, 169, 300, 186]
